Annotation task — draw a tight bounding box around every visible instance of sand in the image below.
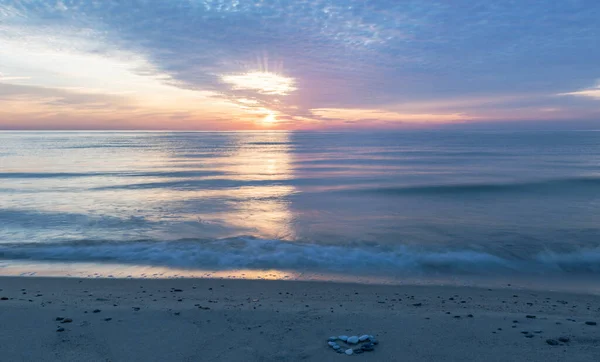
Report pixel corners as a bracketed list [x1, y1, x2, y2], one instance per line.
[0, 277, 598, 362]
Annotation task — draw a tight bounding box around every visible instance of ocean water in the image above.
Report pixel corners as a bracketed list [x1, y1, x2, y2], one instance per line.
[1, 131, 600, 287]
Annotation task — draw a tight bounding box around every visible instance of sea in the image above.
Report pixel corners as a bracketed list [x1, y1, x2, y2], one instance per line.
[1, 131, 599, 291]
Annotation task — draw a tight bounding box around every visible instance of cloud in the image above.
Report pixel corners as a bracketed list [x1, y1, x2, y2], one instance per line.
[1, 1, 600, 129]
[559, 81, 600, 100]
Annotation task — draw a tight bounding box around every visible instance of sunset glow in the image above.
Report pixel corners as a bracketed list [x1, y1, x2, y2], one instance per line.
[0, 1, 598, 130]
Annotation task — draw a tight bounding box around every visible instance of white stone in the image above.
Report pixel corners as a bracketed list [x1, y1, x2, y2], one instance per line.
[359, 335, 370, 342]
[333, 344, 341, 350]
[328, 341, 336, 347]
[345, 349, 353, 355]
[347, 336, 359, 344]
[338, 335, 348, 341]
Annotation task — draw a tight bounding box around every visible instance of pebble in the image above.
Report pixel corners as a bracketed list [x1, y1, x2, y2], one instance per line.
[359, 335, 370, 342]
[93, 309, 101, 313]
[333, 344, 341, 350]
[361, 343, 375, 351]
[347, 336, 359, 344]
[546, 339, 559, 346]
[526, 315, 536, 319]
[328, 342, 336, 347]
[585, 321, 597, 326]
[345, 349, 353, 355]
[61, 318, 73, 324]
[525, 333, 534, 338]
[55, 317, 64, 321]
[558, 337, 570, 343]
[328, 336, 338, 342]
[1, 297, 8, 300]
[104, 318, 112, 321]
[338, 335, 349, 342]
[369, 337, 379, 345]
[56, 327, 65, 332]
[534, 330, 542, 334]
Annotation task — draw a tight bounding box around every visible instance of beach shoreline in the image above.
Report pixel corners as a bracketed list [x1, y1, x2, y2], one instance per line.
[0, 277, 598, 361]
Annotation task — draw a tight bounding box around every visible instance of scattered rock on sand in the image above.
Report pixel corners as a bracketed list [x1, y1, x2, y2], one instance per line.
[345, 349, 353, 355]
[546, 339, 559, 346]
[328, 336, 337, 342]
[347, 336, 359, 344]
[338, 335, 349, 342]
[359, 335, 369, 342]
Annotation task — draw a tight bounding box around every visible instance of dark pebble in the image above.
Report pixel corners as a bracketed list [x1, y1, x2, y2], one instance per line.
[0, 297, 8, 300]
[61, 318, 73, 323]
[55, 317, 64, 321]
[361, 343, 375, 351]
[93, 309, 101, 313]
[546, 339, 559, 346]
[413, 303, 422, 307]
[525, 334, 534, 338]
[132, 307, 140, 311]
[173, 289, 183, 292]
[585, 321, 597, 326]
[104, 318, 112, 321]
[558, 337, 570, 343]
[56, 327, 65, 332]
[526, 315, 536, 319]
[467, 314, 474, 318]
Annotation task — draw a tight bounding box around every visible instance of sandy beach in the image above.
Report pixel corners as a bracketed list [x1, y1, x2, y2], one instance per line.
[0, 277, 598, 361]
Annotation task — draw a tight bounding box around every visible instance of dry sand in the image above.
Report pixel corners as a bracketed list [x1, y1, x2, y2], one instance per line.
[0, 277, 598, 361]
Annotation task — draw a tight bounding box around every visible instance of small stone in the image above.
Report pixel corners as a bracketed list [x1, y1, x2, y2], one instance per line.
[361, 343, 375, 351]
[467, 314, 474, 318]
[132, 307, 140, 311]
[56, 327, 65, 332]
[55, 317, 64, 321]
[61, 318, 73, 324]
[328, 336, 338, 342]
[369, 337, 379, 345]
[585, 321, 597, 326]
[333, 344, 341, 350]
[104, 318, 112, 321]
[338, 335, 348, 342]
[413, 303, 422, 307]
[359, 334, 370, 342]
[93, 309, 101, 313]
[525, 334, 534, 338]
[347, 336, 359, 344]
[328, 342, 336, 347]
[558, 337, 570, 343]
[546, 339, 559, 346]
[0, 297, 8, 300]
[526, 315, 536, 319]
[345, 349, 353, 355]
[521, 331, 529, 334]
[534, 330, 542, 334]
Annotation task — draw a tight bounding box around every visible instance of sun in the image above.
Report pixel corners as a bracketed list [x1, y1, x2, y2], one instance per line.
[263, 111, 277, 124]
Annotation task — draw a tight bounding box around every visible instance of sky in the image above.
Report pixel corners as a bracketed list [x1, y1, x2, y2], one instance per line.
[0, 0, 599, 131]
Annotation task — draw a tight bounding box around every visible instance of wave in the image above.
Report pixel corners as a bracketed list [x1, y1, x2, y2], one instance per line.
[349, 176, 600, 196]
[1, 237, 599, 275]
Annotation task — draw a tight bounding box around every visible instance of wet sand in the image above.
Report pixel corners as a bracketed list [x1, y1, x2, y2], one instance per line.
[0, 277, 598, 361]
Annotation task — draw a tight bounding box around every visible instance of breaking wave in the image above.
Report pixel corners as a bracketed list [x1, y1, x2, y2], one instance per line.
[1, 237, 599, 275]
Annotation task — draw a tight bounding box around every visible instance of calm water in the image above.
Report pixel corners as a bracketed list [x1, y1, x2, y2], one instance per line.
[1, 131, 600, 285]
